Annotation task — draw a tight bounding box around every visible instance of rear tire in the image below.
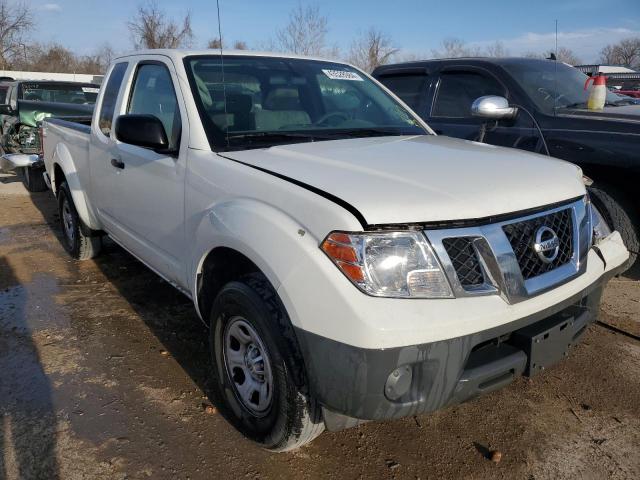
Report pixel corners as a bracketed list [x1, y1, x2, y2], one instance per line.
[19, 167, 48, 192]
[58, 181, 102, 260]
[209, 273, 324, 451]
[588, 184, 639, 273]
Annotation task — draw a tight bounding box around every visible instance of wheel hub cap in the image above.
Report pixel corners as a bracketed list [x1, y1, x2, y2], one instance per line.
[62, 199, 75, 243]
[223, 317, 273, 416]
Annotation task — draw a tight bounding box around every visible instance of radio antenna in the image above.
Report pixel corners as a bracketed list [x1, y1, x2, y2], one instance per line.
[216, 0, 229, 149]
[554, 19, 558, 113]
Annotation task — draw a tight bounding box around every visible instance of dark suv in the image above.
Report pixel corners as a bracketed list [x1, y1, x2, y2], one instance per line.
[373, 57, 640, 273]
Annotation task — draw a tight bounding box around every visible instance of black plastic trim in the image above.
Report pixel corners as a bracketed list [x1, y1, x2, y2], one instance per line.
[295, 272, 610, 424]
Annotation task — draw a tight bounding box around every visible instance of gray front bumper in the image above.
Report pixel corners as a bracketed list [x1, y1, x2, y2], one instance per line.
[0, 153, 42, 172]
[295, 271, 616, 431]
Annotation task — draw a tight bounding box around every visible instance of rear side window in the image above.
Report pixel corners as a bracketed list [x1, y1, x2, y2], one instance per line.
[378, 74, 428, 111]
[127, 63, 181, 150]
[99, 62, 128, 136]
[432, 71, 505, 118]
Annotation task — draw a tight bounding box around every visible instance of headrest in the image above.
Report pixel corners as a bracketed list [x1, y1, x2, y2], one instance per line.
[264, 88, 301, 110]
[193, 72, 213, 108]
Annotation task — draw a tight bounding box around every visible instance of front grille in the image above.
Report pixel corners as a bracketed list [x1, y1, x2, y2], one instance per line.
[503, 208, 574, 280]
[442, 237, 484, 287]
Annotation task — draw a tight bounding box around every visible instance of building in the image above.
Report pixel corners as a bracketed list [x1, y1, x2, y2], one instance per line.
[0, 70, 103, 84]
[574, 64, 640, 91]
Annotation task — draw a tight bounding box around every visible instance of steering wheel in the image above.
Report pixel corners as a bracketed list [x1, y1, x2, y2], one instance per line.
[315, 111, 349, 127]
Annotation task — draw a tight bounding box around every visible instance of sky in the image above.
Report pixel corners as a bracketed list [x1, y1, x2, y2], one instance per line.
[29, 0, 640, 64]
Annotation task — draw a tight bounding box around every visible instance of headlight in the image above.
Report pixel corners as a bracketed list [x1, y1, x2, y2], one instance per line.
[590, 203, 612, 244]
[321, 231, 453, 298]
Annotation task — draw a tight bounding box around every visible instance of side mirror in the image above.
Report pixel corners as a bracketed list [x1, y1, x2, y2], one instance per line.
[471, 96, 518, 120]
[0, 104, 13, 115]
[115, 114, 170, 152]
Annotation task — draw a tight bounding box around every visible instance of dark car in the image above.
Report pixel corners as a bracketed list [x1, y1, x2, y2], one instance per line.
[0, 80, 98, 191]
[373, 57, 640, 273]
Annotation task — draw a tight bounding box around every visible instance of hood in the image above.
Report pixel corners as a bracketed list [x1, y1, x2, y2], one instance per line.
[17, 99, 94, 127]
[558, 104, 640, 124]
[222, 135, 585, 226]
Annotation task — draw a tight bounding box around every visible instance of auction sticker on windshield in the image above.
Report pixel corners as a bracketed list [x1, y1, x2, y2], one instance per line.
[322, 69, 364, 81]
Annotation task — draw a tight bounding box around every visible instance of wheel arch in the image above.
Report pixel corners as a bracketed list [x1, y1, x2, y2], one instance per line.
[50, 143, 101, 230]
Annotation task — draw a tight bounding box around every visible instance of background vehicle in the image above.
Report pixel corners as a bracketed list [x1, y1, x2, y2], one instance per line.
[42, 50, 628, 451]
[373, 58, 640, 274]
[0, 80, 98, 191]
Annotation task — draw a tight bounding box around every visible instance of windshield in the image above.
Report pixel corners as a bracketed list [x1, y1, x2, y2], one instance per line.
[19, 82, 99, 105]
[501, 61, 631, 114]
[184, 55, 426, 150]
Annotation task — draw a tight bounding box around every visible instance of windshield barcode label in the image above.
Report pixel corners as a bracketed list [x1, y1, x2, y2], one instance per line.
[322, 69, 364, 81]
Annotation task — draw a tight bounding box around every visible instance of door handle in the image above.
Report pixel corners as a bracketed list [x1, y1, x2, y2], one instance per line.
[111, 158, 125, 169]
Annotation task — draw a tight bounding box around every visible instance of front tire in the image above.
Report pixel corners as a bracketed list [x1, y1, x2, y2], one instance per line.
[209, 274, 324, 451]
[588, 184, 639, 273]
[58, 181, 102, 260]
[19, 167, 48, 192]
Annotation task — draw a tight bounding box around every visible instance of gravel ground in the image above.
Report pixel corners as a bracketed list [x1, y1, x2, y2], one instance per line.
[1, 173, 639, 480]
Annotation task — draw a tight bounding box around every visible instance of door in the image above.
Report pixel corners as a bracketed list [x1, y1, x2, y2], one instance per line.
[110, 60, 187, 286]
[427, 69, 541, 152]
[91, 61, 130, 227]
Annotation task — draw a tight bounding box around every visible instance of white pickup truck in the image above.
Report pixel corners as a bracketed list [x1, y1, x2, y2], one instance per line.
[41, 50, 628, 451]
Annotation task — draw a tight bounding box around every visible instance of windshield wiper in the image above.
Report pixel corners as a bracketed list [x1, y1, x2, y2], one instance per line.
[333, 128, 416, 138]
[224, 131, 335, 149]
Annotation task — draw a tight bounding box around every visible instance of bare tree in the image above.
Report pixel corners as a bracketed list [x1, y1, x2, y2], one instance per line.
[525, 47, 581, 65]
[233, 40, 248, 50]
[599, 44, 619, 65]
[347, 28, 398, 72]
[128, 1, 193, 50]
[431, 38, 482, 58]
[207, 38, 248, 50]
[485, 41, 509, 58]
[19, 43, 76, 73]
[542, 47, 581, 65]
[207, 37, 222, 49]
[75, 44, 116, 74]
[275, 4, 328, 56]
[0, 1, 33, 70]
[600, 37, 640, 68]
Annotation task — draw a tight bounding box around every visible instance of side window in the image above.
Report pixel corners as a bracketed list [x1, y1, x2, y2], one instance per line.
[98, 62, 128, 137]
[378, 74, 428, 111]
[432, 71, 505, 118]
[127, 63, 181, 150]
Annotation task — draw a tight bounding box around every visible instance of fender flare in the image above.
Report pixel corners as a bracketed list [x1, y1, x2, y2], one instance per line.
[51, 142, 101, 230]
[189, 198, 323, 327]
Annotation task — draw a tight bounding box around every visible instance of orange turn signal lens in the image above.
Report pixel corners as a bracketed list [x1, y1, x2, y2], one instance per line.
[321, 240, 358, 263]
[321, 233, 364, 283]
[336, 260, 365, 282]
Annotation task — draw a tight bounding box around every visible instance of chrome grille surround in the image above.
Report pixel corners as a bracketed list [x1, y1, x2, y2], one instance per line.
[425, 197, 591, 304]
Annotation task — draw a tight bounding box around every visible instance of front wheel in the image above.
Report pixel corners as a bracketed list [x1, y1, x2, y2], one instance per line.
[209, 274, 324, 451]
[588, 184, 639, 273]
[58, 181, 102, 260]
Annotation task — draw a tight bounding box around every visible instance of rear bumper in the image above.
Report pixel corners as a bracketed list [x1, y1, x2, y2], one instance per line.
[295, 254, 624, 431]
[0, 153, 42, 172]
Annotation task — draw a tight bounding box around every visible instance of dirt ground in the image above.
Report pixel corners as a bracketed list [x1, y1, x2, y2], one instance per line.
[1, 172, 639, 480]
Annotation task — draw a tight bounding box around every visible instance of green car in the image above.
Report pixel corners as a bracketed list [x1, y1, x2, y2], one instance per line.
[0, 80, 98, 191]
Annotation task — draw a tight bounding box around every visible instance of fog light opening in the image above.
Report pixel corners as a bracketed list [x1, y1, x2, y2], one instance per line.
[384, 365, 413, 401]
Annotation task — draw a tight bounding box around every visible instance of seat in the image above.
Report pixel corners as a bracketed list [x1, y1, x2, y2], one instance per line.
[254, 88, 311, 130]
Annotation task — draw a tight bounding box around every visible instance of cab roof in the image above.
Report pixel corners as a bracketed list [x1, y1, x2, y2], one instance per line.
[115, 49, 347, 66]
